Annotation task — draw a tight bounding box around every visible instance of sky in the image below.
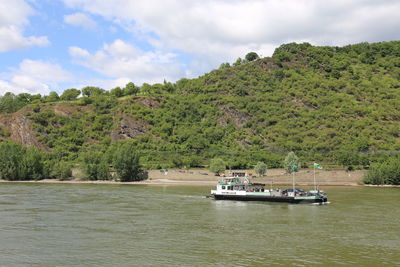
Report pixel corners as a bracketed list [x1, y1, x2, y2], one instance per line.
[1, 0, 400, 96]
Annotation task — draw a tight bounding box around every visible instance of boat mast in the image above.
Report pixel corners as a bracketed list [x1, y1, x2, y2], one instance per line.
[313, 165, 316, 191]
[292, 171, 295, 197]
[291, 163, 297, 197]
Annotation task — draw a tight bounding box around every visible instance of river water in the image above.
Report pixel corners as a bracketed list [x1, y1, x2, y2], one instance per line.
[0, 184, 399, 266]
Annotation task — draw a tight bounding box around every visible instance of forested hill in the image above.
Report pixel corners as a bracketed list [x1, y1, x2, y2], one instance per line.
[1, 41, 400, 169]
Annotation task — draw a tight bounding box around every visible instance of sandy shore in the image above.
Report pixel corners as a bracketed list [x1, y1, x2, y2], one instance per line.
[0, 178, 216, 186]
[0, 168, 367, 186]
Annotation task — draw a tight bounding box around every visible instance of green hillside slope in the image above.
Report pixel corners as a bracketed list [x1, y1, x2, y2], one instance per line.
[1, 41, 400, 169]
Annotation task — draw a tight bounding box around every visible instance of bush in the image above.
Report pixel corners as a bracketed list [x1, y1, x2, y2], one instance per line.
[82, 151, 111, 180]
[0, 142, 24, 180]
[113, 142, 143, 181]
[209, 158, 226, 174]
[284, 152, 299, 173]
[60, 88, 80, 101]
[363, 157, 400, 185]
[21, 147, 49, 180]
[52, 161, 73, 180]
[0, 142, 49, 180]
[254, 162, 268, 177]
[245, 52, 260, 62]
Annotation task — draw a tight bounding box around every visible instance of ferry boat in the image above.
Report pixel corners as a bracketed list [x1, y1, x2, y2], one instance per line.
[210, 174, 328, 204]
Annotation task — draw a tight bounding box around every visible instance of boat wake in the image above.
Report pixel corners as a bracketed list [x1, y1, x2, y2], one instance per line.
[312, 201, 330, 205]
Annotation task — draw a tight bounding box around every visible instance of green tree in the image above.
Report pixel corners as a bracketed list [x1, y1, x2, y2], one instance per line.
[113, 142, 143, 181]
[141, 83, 153, 95]
[245, 52, 260, 62]
[284, 152, 299, 173]
[51, 161, 73, 180]
[185, 135, 209, 154]
[110, 87, 123, 97]
[233, 57, 243, 66]
[81, 86, 105, 97]
[45, 91, 60, 102]
[219, 62, 230, 69]
[60, 88, 81, 101]
[0, 92, 25, 113]
[0, 142, 48, 180]
[82, 151, 110, 180]
[17, 93, 41, 104]
[363, 157, 400, 185]
[0, 142, 24, 180]
[254, 161, 268, 177]
[21, 147, 48, 180]
[163, 80, 175, 93]
[124, 82, 139, 95]
[209, 158, 226, 174]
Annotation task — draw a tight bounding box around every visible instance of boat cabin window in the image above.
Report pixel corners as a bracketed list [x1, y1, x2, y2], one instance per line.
[222, 186, 225, 189]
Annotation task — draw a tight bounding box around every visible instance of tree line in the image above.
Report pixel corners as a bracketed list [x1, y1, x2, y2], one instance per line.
[0, 141, 144, 182]
[1, 140, 397, 185]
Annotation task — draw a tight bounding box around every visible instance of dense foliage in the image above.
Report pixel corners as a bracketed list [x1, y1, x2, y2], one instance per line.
[363, 157, 400, 185]
[254, 161, 268, 177]
[209, 158, 226, 174]
[113, 142, 143, 181]
[2, 41, 400, 180]
[0, 142, 49, 180]
[284, 152, 299, 173]
[82, 150, 111, 180]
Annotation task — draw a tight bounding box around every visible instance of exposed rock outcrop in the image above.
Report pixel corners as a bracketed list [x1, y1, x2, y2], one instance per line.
[111, 115, 148, 141]
[218, 105, 251, 127]
[0, 109, 50, 151]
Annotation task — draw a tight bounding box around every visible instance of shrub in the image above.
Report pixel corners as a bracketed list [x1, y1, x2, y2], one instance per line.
[254, 162, 268, 177]
[284, 152, 299, 173]
[113, 142, 143, 181]
[0, 142, 49, 180]
[209, 158, 226, 174]
[52, 161, 73, 180]
[363, 157, 400, 185]
[82, 151, 111, 180]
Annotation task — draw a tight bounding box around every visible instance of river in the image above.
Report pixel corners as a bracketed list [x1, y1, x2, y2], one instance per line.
[0, 184, 399, 266]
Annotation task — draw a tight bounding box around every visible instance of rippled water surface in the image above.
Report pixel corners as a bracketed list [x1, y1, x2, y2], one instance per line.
[0, 184, 399, 266]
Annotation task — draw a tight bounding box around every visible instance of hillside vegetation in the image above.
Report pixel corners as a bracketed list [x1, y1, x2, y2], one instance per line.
[1, 41, 400, 172]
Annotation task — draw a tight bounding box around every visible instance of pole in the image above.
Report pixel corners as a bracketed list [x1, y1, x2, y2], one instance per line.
[313, 166, 316, 191]
[292, 171, 295, 197]
[270, 178, 273, 191]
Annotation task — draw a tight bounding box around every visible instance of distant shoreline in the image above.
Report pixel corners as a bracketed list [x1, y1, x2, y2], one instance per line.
[0, 178, 399, 187]
[0, 178, 216, 186]
[1, 168, 397, 187]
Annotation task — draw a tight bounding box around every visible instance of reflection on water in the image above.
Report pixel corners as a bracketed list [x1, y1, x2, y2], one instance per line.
[0, 184, 399, 266]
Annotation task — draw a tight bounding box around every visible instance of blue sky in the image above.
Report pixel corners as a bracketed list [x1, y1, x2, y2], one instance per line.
[1, 0, 400, 96]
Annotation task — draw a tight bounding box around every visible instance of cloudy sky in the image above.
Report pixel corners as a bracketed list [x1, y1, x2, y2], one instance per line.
[1, 0, 400, 95]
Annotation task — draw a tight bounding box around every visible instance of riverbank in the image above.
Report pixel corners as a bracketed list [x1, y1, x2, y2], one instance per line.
[0, 178, 216, 186]
[0, 168, 365, 186]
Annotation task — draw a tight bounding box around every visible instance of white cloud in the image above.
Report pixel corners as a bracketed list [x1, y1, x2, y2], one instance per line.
[70, 77, 132, 91]
[0, 0, 49, 52]
[69, 46, 90, 57]
[69, 39, 184, 85]
[64, 12, 96, 29]
[63, 0, 400, 62]
[0, 60, 73, 95]
[0, 27, 49, 52]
